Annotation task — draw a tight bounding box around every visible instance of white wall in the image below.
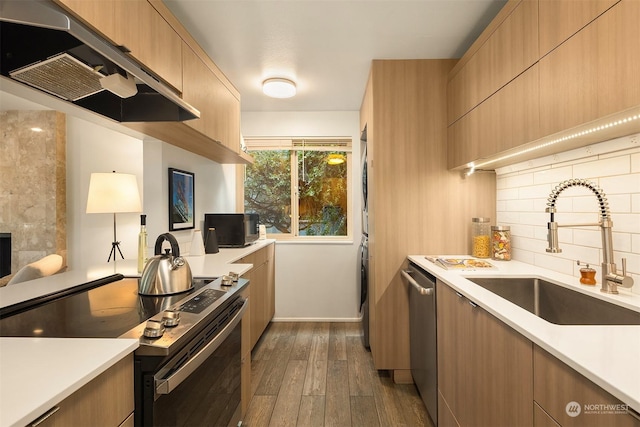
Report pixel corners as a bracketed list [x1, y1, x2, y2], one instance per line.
[67, 116, 236, 270]
[67, 117, 144, 269]
[242, 111, 362, 321]
[495, 133, 640, 295]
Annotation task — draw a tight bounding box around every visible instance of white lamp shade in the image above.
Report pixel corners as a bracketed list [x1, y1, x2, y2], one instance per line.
[86, 172, 142, 213]
[262, 78, 297, 98]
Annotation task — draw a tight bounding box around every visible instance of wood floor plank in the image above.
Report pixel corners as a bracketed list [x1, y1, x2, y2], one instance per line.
[290, 323, 314, 360]
[350, 396, 381, 427]
[302, 359, 328, 396]
[328, 322, 347, 361]
[346, 337, 374, 397]
[268, 360, 307, 427]
[250, 358, 268, 397]
[309, 334, 329, 362]
[254, 348, 289, 395]
[371, 371, 409, 427]
[243, 395, 277, 427]
[325, 360, 351, 427]
[245, 322, 429, 427]
[396, 384, 434, 427]
[297, 395, 326, 427]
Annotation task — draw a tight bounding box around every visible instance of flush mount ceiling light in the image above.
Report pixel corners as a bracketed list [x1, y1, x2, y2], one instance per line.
[262, 78, 296, 98]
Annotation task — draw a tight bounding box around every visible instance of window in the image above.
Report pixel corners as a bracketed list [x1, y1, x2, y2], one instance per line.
[244, 138, 352, 239]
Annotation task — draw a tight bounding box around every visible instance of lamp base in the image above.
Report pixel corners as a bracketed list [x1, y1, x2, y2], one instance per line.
[108, 241, 125, 262]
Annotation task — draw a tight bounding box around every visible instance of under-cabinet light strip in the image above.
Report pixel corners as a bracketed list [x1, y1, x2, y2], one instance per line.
[470, 114, 640, 170]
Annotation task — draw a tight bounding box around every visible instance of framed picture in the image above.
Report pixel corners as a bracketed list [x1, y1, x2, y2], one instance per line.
[168, 168, 195, 231]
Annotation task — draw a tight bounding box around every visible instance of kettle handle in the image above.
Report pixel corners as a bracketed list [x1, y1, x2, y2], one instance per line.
[154, 233, 181, 257]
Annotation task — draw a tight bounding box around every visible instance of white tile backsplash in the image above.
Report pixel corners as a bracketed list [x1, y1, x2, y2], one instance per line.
[495, 133, 640, 294]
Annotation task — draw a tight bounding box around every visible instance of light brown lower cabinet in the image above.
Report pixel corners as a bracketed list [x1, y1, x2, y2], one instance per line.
[535, 402, 562, 427]
[436, 279, 640, 427]
[29, 354, 134, 427]
[533, 346, 640, 427]
[239, 284, 251, 417]
[436, 280, 533, 427]
[236, 243, 275, 350]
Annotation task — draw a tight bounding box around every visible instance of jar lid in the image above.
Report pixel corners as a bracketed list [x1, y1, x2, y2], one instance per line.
[472, 217, 490, 223]
[492, 225, 510, 231]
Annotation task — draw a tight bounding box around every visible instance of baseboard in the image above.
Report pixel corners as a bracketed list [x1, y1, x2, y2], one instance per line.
[271, 317, 362, 322]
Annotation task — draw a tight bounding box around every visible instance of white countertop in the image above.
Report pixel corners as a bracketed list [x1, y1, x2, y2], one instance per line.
[0, 338, 138, 427]
[0, 239, 274, 427]
[0, 239, 274, 309]
[408, 255, 640, 412]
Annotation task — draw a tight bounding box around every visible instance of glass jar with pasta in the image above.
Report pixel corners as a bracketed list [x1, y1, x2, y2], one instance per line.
[491, 225, 511, 261]
[471, 217, 491, 258]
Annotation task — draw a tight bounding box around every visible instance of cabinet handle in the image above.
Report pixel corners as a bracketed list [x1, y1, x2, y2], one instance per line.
[30, 406, 60, 426]
[455, 292, 464, 298]
[468, 300, 478, 308]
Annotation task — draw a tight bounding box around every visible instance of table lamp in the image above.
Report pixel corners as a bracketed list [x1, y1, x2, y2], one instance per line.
[86, 171, 142, 262]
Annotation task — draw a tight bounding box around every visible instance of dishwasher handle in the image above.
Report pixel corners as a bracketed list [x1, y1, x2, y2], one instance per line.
[402, 270, 434, 296]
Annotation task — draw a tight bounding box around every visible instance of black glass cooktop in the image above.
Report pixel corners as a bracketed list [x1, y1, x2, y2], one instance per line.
[0, 278, 213, 339]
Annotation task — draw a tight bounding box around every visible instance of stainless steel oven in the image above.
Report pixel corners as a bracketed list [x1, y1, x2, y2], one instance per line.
[0, 275, 248, 427]
[136, 295, 246, 427]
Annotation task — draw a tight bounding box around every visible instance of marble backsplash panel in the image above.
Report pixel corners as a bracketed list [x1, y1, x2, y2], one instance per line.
[0, 110, 66, 275]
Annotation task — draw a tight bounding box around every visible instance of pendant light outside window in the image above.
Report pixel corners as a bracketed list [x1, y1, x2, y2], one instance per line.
[263, 78, 296, 98]
[327, 153, 345, 165]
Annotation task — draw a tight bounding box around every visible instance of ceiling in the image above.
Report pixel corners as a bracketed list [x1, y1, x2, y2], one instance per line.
[163, 0, 507, 113]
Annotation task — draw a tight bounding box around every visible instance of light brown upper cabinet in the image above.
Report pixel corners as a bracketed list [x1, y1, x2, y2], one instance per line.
[538, 0, 619, 57]
[182, 43, 241, 153]
[448, 0, 640, 170]
[539, 0, 640, 137]
[55, 0, 183, 93]
[448, 64, 540, 169]
[538, 21, 599, 137]
[113, 0, 183, 93]
[447, 0, 538, 125]
[596, 0, 640, 119]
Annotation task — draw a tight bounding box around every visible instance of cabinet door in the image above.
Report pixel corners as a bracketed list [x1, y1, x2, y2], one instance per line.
[539, 20, 599, 137]
[596, 0, 640, 119]
[534, 345, 640, 427]
[30, 355, 134, 427]
[539, 0, 639, 138]
[54, 0, 116, 43]
[448, 0, 538, 124]
[448, 64, 539, 169]
[539, 0, 619, 57]
[56, 0, 182, 92]
[182, 43, 240, 152]
[437, 281, 533, 427]
[114, 0, 183, 92]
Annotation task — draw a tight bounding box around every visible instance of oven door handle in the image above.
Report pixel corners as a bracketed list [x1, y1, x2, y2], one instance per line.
[154, 298, 248, 396]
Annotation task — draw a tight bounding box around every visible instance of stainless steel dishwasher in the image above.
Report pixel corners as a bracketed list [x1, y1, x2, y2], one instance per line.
[403, 262, 437, 426]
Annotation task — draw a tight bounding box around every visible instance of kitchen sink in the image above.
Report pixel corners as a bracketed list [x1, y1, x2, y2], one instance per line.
[466, 277, 640, 325]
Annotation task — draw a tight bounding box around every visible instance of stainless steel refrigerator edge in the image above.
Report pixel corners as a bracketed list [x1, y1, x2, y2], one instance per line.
[359, 126, 370, 349]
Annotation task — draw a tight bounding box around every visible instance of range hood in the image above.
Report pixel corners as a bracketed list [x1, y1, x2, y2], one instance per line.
[0, 0, 199, 122]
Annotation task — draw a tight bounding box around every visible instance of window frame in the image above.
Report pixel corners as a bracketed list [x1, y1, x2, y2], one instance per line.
[242, 137, 353, 241]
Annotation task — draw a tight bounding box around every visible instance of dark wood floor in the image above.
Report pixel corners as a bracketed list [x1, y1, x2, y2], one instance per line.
[242, 322, 434, 427]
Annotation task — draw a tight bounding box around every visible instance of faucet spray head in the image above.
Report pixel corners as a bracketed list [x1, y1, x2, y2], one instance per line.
[546, 211, 561, 253]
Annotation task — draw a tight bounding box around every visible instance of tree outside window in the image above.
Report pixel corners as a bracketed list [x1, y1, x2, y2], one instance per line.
[244, 138, 351, 239]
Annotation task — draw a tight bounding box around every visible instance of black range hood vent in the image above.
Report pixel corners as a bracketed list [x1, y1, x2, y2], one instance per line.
[0, 0, 200, 122]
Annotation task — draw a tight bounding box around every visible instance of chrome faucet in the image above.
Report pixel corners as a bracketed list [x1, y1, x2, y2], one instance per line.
[546, 179, 634, 294]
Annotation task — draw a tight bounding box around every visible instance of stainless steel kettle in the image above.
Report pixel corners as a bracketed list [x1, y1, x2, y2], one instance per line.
[139, 233, 193, 295]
